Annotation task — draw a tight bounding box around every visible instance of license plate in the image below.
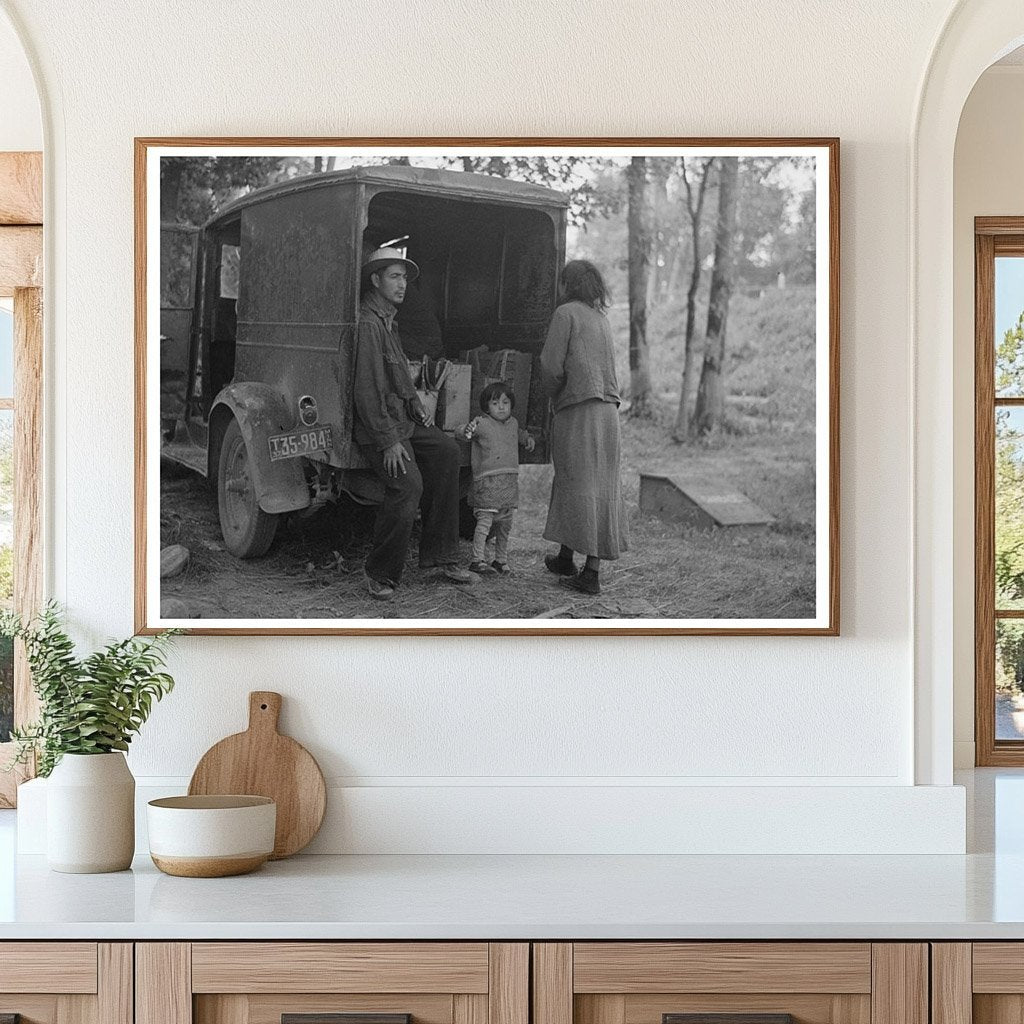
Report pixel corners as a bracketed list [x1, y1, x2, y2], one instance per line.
[268, 426, 333, 461]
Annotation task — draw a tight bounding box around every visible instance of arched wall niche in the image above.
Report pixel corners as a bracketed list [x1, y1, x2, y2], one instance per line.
[914, 0, 1024, 785]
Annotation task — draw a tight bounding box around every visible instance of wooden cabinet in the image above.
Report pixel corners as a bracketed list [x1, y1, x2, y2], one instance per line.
[932, 943, 1023, 1024]
[136, 944, 528, 1024]
[532, 944, 928, 1024]
[0, 943, 132, 1024]
[0, 938, 944, 1024]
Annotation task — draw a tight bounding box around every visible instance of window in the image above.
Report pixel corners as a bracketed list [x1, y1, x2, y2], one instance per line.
[976, 219, 1024, 764]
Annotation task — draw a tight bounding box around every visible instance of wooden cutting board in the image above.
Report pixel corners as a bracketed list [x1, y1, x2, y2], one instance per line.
[188, 691, 326, 859]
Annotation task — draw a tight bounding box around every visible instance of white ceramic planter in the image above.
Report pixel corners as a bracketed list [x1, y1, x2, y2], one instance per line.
[46, 752, 135, 873]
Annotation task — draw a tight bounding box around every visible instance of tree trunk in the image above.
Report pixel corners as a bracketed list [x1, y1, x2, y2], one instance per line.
[692, 157, 739, 438]
[649, 170, 669, 306]
[627, 157, 653, 416]
[672, 158, 714, 441]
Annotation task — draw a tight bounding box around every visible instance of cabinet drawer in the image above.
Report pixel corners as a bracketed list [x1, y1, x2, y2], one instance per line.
[191, 944, 490, 994]
[0, 942, 98, 993]
[572, 944, 872, 994]
[533, 943, 926, 1024]
[139, 942, 528, 1024]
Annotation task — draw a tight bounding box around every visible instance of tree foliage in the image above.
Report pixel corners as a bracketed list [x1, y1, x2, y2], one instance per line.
[448, 155, 623, 226]
[161, 156, 315, 225]
[997, 310, 1024, 396]
[1, 604, 180, 777]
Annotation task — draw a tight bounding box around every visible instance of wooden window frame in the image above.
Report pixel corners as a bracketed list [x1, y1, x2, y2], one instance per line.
[0, 152, 43, 806]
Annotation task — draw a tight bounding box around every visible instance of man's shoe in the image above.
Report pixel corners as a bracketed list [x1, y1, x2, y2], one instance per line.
[441, 564, 475, 584]
[491, 561, 511, 576]
[558, 569, 600, 595]
[544, 552, 576, 577]
[365, 572, 395, 601]
[468, 560, 496, 575]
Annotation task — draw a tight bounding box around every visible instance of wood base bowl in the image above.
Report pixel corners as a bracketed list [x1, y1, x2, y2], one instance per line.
[147, 795, 276, 878]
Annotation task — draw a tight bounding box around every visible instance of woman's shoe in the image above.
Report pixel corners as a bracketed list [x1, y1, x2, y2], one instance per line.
[491, 561, 511, 575]
[544, 553, 576, 577]
[468, 560, 496, 575]
[558, 569, 600, 595]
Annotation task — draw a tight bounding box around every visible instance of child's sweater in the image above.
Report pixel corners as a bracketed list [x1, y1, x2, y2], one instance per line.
[468, 416, 531, 510]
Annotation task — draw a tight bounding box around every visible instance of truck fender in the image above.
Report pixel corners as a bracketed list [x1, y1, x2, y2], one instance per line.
[210, 383, 311, 515]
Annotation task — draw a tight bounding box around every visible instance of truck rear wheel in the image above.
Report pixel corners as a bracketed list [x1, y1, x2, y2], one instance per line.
[217, 418, 279, 558]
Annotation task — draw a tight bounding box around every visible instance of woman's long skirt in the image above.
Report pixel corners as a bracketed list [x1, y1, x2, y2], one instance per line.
[543, 398, 628, 560]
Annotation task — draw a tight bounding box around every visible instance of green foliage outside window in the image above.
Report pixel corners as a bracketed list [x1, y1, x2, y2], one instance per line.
[996, 312, 1024, 692]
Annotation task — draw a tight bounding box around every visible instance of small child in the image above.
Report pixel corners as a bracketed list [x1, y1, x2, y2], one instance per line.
[460, 381, 535, 575]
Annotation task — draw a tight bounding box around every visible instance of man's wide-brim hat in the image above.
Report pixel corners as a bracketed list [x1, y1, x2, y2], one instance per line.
[363, 247, 419, 281]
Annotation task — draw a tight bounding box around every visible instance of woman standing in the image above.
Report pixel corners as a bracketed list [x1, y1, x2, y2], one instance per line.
[540, 260, 628, 595]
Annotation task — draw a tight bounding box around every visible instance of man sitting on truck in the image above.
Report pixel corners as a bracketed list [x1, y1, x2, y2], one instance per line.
[353, 246, 475, 600]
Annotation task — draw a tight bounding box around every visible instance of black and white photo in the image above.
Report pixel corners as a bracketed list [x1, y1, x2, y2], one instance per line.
[137, 140, 838, 634]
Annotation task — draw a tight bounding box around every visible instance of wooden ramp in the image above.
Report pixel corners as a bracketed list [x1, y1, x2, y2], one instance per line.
[639, 473, 775, 530]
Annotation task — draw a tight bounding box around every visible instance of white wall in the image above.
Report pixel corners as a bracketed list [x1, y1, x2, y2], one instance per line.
[0, 0, 974, 852]
[0, 7, 39, 151]
[952, 66, 1024, 767]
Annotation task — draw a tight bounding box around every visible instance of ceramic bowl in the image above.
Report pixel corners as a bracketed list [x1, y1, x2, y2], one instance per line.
[147, 795, 276, 877]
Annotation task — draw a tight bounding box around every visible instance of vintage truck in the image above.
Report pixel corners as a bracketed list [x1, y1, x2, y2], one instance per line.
[159, 165, 568, 558]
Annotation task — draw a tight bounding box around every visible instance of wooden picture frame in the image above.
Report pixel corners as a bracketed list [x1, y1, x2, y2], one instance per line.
[135, 137, 839, 636]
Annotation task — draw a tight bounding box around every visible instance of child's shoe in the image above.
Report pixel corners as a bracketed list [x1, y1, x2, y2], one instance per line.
[491, 561, 511, 576]
[468, 560, 496, 575]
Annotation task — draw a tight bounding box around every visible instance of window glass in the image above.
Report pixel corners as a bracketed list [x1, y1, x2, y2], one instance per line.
[997, 620, 1024, 740]
[220, 244, 240, 299]
[996, 407, 1024, 610]
[0, 307, 14, 398]
[996, 256, 1024, 397]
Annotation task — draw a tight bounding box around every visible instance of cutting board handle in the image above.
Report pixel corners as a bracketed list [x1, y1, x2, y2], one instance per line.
[248, 691, 282, 734]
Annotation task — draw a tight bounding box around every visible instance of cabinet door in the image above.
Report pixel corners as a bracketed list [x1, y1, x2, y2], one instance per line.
[137, 943, 528, 1024]
[533, 944, 927, 1024]
[943, 943, 1024, 1024]
[0, 943, 131, 1024]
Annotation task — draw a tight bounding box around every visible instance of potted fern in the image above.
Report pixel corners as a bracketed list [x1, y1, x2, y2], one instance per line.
[2, 603, 178, 873]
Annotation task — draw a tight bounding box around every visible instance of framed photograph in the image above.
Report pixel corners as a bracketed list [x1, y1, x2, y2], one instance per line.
[135, 137, 838, 635]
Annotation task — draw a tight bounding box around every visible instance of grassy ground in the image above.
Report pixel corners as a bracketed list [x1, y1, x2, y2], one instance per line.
[160, 411, 816, 622]
[160, 287, 818, 622]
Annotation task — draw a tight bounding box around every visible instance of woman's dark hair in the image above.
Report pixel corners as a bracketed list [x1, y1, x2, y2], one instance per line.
[480, 381, 515, 412]
[560, 259, 609, 310]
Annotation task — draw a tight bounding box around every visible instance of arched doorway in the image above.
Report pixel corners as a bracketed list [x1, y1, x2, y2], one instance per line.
[914, 1, 1024, 784]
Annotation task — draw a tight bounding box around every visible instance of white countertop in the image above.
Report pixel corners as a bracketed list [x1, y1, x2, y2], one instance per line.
[0, 849, 1021, 940]
[1, 769, 1022, 941]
